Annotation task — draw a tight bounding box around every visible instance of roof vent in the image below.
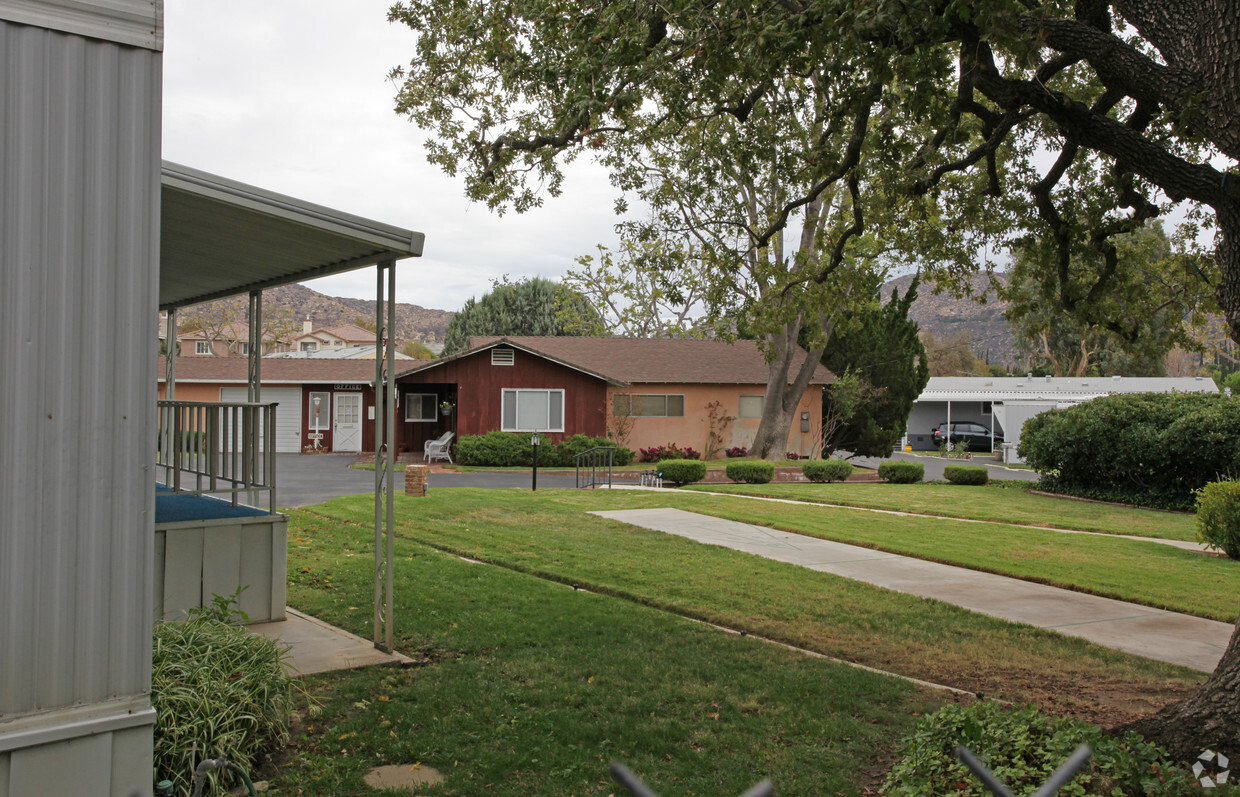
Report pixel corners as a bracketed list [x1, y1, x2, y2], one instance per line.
[1113, 375, 1122, 381]
[1045, 375, 1052, 382]
[491, 348, 515, 366]
[1196, 376, 1204, 381]
[1027, 373, 1033, 379]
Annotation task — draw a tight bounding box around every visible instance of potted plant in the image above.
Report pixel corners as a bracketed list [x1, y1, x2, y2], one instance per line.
[440, 400, 454, 416]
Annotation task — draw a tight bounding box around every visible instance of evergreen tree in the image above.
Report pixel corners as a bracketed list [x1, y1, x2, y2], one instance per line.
[821, 277, 929, 457]
[441, 277, 603, 356]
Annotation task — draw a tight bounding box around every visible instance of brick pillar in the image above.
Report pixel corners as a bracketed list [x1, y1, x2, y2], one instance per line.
[404, 464, 428, 496]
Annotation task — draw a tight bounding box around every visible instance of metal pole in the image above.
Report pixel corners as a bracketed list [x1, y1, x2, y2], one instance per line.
[374, 265, 386, 650]
[385, 261, 396, 654]
[531, 434, 539, 491]
[373, 259, 397, 653]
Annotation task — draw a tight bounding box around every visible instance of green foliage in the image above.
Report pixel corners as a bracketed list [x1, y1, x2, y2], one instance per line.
[881, 701, 1199, 796]
[1020, 393, 1240, 510]
[639, 443, 700, 462]
[441, 277, 603, 355]
[152, 617, 292, 795]
[725, 460, 775, 484]
[944, 464, 989, 485]
[400, 339, 435, 359]
[821, 276, 930, 457]
[803, 458, 854, 483]
[657, 459, 707, 486]
[457, 431, 534, 466]
[1196, 480, 1240, 559]
[878, 461, 924, 484]
[1004, 222, 1213, 378]
[456, 432, 633, 467]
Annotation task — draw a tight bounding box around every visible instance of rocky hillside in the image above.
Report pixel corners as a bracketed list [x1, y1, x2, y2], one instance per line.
[884, 271, 1020, 367]
[178, 283, 453, 346]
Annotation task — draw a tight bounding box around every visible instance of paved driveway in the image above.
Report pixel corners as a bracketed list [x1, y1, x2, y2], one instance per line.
[848, 450, 1037, 482]
[275, 454, 583, 508]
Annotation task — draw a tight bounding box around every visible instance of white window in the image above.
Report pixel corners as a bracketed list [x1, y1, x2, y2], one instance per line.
[301, 341, 317, 351]
[615, 394, 685, 417]
[491, 348, 515, 366]
[404, 393, 438, 422]
[739, 395, 765, 418]
[334, 340, 344, 346]
[195, 341, 210, 355]
[502, 389, 564, 432]
[238, 342, 249, 356]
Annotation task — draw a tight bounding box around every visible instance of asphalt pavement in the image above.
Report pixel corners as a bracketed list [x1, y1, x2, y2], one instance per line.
[848, 449, 1037, 482]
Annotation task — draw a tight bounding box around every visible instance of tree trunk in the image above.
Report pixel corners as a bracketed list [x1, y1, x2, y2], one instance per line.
[749, 319, 830, 460]
[1117, 613, 1240, 762]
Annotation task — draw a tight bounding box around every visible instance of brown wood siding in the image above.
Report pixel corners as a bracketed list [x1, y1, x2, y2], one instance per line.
[397, 347, 608, 444]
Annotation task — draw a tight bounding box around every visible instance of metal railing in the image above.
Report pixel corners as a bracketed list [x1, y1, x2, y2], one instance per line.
[575, 446, 615, 489]
[156, 400, 277, 513]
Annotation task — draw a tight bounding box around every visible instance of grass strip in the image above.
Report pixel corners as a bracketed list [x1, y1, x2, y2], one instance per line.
[683, 481, 1198, 541]
[278, 511, 938, 796]
[298, 491, 1204, 726]
[629, 489, 1239, 622]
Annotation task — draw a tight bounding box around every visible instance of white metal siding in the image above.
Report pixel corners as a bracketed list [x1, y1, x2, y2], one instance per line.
[0, 18, 161, 718]
[0, 0, 161, 50]
[219, 387, 303, 452]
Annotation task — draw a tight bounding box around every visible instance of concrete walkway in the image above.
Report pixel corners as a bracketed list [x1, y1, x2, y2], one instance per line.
[249, 608, 412, 676]
[590, 508, 1234, 673]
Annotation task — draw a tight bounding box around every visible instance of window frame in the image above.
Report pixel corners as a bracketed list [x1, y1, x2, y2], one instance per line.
[194, 340, 210, 355]
[618, 393, 685, 418]
[738, 394, 765, 418]
[404, 392, 438, 423]
[501, 388, 565, 432]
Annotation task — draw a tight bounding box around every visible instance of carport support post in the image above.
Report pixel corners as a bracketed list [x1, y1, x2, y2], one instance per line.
[373, 260, 396, 653]
[946, 401, 951, 449]
[246, 290, 263, 507]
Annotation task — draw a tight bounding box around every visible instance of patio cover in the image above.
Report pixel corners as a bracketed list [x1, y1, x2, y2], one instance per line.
[159, 161, 424, 310]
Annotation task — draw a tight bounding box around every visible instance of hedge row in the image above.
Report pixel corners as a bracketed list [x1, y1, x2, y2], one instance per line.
[455, 432, 634, 467]
[944, 464, 988, 485]
[803, 458, 854, 483]
[1020, 392, 1240, 510]
[658, 459, 707, 485]
[726, 460, 774, 484]
[878, 460, 923, 483]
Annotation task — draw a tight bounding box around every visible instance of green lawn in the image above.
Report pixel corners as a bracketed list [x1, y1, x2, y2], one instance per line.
[297, 490, 1203, 722]
[685, 481, 1198, 540]
[278, 510, 937, 796]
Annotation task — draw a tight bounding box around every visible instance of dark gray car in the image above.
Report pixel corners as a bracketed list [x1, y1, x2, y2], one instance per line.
[932, 421, 1003, 451]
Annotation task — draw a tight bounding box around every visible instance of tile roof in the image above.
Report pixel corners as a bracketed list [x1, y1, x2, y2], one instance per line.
[401, 336, 834, 386]
[157, 356, 379, 384]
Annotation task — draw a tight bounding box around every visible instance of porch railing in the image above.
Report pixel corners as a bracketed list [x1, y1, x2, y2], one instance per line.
[575, 446, 615, 489]
[156, 400, 277, 513]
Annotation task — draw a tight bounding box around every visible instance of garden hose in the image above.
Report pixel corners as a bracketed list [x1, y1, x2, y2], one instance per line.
[189, 756, 258, 797]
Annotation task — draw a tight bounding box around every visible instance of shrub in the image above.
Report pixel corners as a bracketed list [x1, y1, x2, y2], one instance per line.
[725, 446, 749, 458]
[152, 615, 292, 795]
[554, 434, 634, 467]
[725, 460, 775, 484]
[785, 451, 802, 460]
[878, 460, 923, 483]
[803, 458, 854, 483]
[658, 459, 707, 485]
[1196, 479, 1240, 559]
[1020, 392, 1240, 511]
[881, 701, 1198, 796]
[640, 443, 700, 462]
[456, 431, 532, 466]
[944, 464, 989, 485]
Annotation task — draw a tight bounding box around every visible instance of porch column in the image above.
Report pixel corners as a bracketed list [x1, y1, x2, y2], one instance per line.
[165, 309, 177, 401]
[245, 291, 264, 507]
[373, 260, 396, 652]
[247, 290, 262, 403]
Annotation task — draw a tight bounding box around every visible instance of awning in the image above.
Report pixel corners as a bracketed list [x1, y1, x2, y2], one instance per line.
[159, 161, 424, 310]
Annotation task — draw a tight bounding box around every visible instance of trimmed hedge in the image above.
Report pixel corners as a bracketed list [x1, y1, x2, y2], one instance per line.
[944, 464, 989, 485]
[1196, 480, 1240, 559]
[1020, 392, 1240, 510]
[803, 458, 853, 483]
[878, 460, 923, 483]
[658, 459, 707, 486]
[725, 460, 775, 484]
[882, 701, 1199, 796]
[456, 432, 633, 467]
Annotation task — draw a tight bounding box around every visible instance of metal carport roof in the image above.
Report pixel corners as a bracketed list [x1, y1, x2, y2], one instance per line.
[159, 161, 424, 310]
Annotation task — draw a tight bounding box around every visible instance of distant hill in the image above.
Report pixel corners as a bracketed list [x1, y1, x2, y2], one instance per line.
[884, 272, 1020, 367]
[178, 283, 454, 348]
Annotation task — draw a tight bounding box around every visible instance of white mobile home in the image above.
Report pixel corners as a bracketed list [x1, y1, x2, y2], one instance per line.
[906, 375, 1220, 459]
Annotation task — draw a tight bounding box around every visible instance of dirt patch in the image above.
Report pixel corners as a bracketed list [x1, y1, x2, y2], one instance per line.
[364, 764, 445, 791]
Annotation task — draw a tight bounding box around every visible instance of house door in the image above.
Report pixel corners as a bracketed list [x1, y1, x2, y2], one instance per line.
[333, 393, 362, 452]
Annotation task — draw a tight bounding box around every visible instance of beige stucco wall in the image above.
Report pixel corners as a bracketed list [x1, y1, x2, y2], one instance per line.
[608, 383, 824, 459]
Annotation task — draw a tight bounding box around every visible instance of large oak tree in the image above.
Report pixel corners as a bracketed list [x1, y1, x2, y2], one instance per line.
[389, 0, 1240, 757]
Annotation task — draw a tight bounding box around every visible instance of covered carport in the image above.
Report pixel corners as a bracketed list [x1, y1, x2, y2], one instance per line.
[159, 160, 423, 652]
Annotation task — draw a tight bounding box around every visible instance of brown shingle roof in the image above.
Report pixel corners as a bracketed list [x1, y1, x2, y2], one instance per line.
[402, 336, 833, 386]
[157, 357, 379, 383]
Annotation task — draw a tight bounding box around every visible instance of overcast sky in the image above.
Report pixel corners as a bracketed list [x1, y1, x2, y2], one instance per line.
[162, 0, 622, 313]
